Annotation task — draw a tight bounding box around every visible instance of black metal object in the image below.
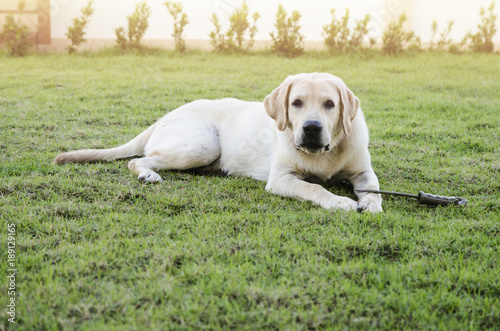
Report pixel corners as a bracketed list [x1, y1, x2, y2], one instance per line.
[357, 189, 468, 207]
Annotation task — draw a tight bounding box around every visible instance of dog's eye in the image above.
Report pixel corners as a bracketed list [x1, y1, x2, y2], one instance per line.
[292, 99, 303, 108]
[324, 100, 335, 109]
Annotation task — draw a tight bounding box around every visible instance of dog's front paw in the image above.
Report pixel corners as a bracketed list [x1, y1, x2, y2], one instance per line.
[357, 197, 383, 213]
[323, 197, 358, 211]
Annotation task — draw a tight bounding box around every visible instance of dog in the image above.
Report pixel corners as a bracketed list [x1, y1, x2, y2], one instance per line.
[55, 73, 382, 213]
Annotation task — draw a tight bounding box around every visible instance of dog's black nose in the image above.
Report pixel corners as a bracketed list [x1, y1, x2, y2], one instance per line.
[303, 121, 322, 136]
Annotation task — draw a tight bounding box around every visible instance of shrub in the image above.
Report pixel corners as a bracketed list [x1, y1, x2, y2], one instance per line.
[209, 14, 226, 52]
[115, 1, 152, 51]
[164, 1, 188, 53]
[322, 8, 373, 53]
[429, 20, 457, 52]
[246, 12, 260, 50]
[381, 13, 420, 55]
[323, 9, 350, 52]
[65, 1, 94, 54]
[464, 1, 497, 53]
[115, 27, 128, 51]
[270, 4, 304, 57]
[0, 1, 31, 57]
[227, 2, 260, 50]
[209, 1, 260, 52]
[350, 13, 373, 50]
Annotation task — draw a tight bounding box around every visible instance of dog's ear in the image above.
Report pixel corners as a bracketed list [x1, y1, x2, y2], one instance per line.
[264, 77, 293, 131]
[337, 83, 360, 136]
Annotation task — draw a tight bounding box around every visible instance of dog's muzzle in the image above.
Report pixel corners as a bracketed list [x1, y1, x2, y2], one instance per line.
[297, 121, 330, 154]
[296, 141, 330, 154]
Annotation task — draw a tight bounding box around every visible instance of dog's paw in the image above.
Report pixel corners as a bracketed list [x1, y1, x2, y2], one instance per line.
[323, 197, 358, 211]
[357, 199, 383, 213]
[138, 171, 163, 183]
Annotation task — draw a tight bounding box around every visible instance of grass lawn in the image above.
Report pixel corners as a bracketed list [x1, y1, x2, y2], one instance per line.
[0, 51, 499, 330]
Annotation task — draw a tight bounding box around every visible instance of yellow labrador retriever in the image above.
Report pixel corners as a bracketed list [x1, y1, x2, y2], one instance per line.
[55, 73, 382, 213]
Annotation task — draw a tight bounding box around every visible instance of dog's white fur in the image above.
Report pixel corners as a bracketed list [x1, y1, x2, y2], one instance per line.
[55, 73, 382, 212]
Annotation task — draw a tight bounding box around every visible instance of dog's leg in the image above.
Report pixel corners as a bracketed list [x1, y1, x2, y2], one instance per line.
[266, 166, 358, 211]
[128, 121, 221, 183]
[350, 169, 383, 213]
[128, 156, 166, 183]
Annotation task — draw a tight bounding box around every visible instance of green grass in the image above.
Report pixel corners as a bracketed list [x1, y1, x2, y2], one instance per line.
[1, 51, 499, 330]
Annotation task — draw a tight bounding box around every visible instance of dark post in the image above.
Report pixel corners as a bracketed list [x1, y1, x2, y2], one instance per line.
[37, 0, 51, 44]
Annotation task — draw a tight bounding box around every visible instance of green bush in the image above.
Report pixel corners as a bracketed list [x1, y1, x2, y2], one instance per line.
[228, 2, 260, 50]
[209, 14, 225, 52]
[429, 20, 454, 51]
[350, 13, 374, 50]
[382, 14, 420, 55]
[115, 27, 128, 51]
[464, 1, 497, 53]
[0, 1, 31, 57]
[269, 4, 304, 57]
[65, 1, 94, 54]
[115, 1, 152, 51]
[323, 9, 350, 52]
[164, 1, 188, 53]
[322, 8, 373, 53]
[209, 2, 260, 52]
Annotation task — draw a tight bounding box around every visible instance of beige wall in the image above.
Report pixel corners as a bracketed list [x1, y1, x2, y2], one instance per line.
[1, 0, 51, 44]
[2, 0, 499, 51]
[2, 0, 38, 11]
[0, 0, 39, 32]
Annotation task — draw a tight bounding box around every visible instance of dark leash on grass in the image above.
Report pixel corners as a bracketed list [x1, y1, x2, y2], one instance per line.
[356, 189, 468, 207]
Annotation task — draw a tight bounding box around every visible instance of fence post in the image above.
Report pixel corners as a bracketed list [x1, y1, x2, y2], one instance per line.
[37, 0, 51, 44]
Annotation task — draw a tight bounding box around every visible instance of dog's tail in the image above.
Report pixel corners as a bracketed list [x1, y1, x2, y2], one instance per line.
[54, 123, 157, 165]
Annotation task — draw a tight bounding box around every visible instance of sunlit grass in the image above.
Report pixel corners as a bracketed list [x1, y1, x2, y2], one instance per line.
[0, 52, 499, 330]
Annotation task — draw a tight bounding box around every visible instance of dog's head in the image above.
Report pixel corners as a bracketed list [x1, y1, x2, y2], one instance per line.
[264, 73, 360, 155]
